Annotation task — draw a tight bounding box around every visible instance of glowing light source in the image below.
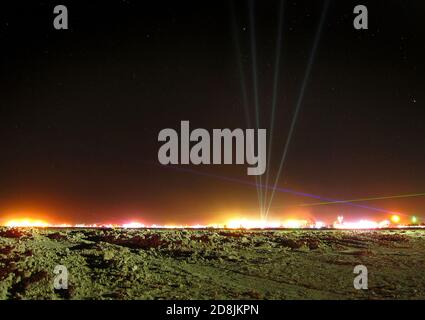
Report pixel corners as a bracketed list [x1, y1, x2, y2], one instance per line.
[226, 219, 283, 229]
[5, 219, 50, 228]
[0, 214, 412, 230]
[224, 218, 312, 229]
[281, 219, 309, 229]
[391, 215, 401, 224]
[334, 219, 390, 229]
[313, 221, 326, 229]
[334, 220, 375, 229]
[227, 219, 265, 229]
[122, 222, 145, 229]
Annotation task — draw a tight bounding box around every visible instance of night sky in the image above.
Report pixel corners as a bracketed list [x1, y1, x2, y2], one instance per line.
[0, 0, 424, 224]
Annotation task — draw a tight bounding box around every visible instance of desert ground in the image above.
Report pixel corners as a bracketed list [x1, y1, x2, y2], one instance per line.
[0, 227, 424, 300]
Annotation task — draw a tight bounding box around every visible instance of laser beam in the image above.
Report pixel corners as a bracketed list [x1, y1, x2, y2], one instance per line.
[266, 0, 330, 218]
[248, 0, 264, 218]
[264, 0, 285, 220]
[230, 0, 263, 215]
[298, 192, 425, 207]
[166, 165, 404, 216]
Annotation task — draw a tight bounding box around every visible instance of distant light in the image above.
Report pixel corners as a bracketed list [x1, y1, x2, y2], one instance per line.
[122, 222, 145, 229]
[226, 219, 285, 229]
[334, 219, 379, 229]
[314, 221, 326, 229]
[227, 219, 265, 229]
[391, 215, 401, 224]
[411, 216, 418, 224]
[5, 219, 50, 228]
[282, 219, 309, 229]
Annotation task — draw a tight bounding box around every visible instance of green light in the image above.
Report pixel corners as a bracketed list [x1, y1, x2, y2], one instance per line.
[412, 216, 418, 224]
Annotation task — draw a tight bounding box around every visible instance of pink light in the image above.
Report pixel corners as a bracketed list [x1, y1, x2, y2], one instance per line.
[333, 219, 390, 229]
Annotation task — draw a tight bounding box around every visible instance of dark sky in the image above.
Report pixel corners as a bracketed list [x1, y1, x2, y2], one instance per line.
[0, 0, 424, 224]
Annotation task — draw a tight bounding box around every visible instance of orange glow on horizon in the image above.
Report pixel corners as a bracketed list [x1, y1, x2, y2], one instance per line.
[0, 211, 419, 230]
[225, 218, 312, 229]
[122, 221, 145, 228]
[4, 218, 50, 228]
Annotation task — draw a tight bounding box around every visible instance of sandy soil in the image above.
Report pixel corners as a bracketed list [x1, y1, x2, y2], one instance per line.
[0, 227, 424, 300]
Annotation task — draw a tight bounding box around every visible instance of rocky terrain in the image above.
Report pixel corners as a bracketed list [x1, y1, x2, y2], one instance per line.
[0, 227, 424, 300]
